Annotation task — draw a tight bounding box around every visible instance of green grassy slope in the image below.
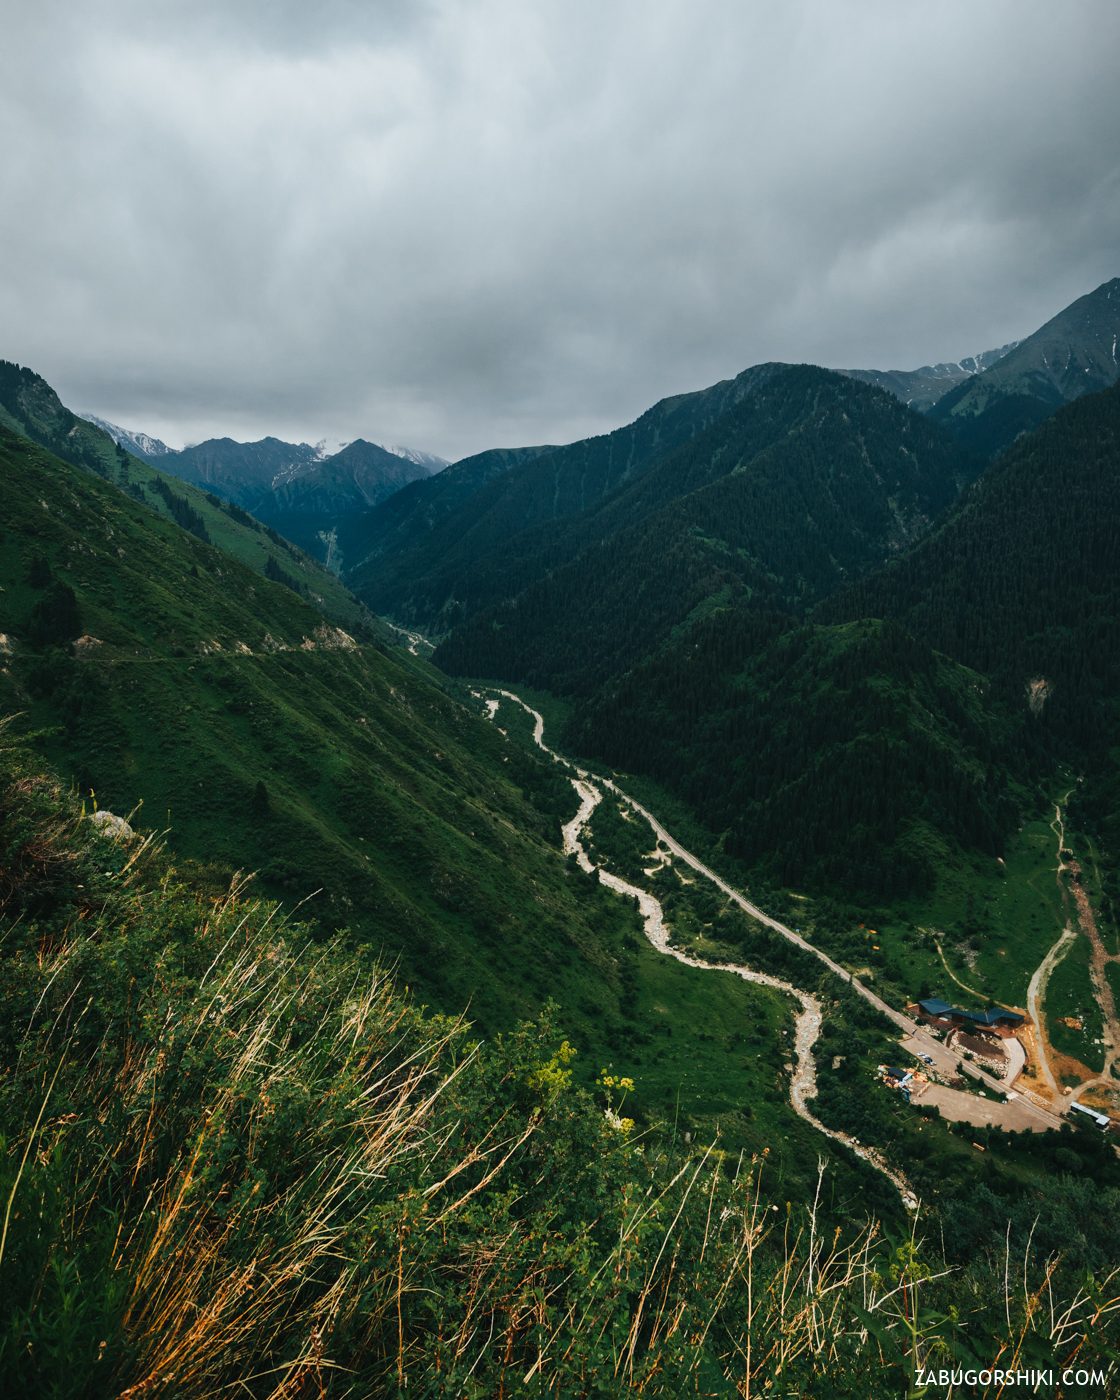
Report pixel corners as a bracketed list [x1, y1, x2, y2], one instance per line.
[0, 423, 825, 1170]
[4, 748, 1116, 1396]
[0, 360, 375, 634]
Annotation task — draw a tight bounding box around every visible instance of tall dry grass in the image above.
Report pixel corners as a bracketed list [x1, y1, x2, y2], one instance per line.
[1, 748, 1116, 1395]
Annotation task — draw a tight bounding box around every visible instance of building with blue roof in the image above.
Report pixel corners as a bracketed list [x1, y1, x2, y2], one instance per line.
[917, 996, 1024, 1034]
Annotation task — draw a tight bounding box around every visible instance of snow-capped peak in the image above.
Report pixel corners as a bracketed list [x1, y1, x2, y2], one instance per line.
[81, 413, 173, 461]
[314, 438, 352, 461]
[377, 443, 449, 472]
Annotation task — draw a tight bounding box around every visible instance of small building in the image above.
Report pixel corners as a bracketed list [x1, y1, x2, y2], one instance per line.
[916, 998, 957, 1026]
[916, 996, 1024, 1038]
[1070, 1101, 1110, 1130]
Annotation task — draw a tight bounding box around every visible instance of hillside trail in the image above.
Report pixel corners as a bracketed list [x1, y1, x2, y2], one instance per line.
[932, 934, 986, 1001]
[478, 692, 921, 1206]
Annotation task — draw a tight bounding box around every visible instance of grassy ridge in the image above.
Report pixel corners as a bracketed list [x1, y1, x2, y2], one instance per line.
[0, 423, 832, 1171]
[0, 361, 375, 633]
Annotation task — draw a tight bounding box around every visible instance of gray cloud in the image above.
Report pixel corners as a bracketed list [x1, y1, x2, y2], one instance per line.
[2, 0, 1118, 459]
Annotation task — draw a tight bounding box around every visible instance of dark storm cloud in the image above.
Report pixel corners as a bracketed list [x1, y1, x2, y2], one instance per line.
[2, 1, 1118, 459]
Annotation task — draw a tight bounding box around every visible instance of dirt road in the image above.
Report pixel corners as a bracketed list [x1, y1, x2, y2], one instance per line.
[1026, 926, 1077, 1101]
[481, 689, 1065, 1135]
[556, 765, 918, 1208]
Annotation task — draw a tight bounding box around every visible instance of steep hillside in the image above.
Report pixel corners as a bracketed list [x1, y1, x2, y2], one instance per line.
[342, 443, 553, 583]
[929, 277, 1120, 454]
[5, 744, 1115, 1396]
[0, 361, 373, 634]
[434, 366, 974, 694]
[349, 363, 786, 626]
[556, 384, 1120, 900]
[828, 379, 1120, 841]
[569, 614, 1022, 898]
[0, 424, 816, 1157]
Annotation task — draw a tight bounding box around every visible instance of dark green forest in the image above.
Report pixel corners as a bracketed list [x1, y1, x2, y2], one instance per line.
[425, 378, 1120, 905]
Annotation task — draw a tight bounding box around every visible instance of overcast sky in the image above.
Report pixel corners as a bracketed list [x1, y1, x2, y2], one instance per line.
[2, 1, 1118, 460]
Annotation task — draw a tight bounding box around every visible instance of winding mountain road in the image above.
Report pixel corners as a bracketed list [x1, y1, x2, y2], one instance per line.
[1026, 926, 1077, 1101]
[557, 777, 918, 1208]
[483, 689, 1064, 1123]
[472, 682, 1071, 1197]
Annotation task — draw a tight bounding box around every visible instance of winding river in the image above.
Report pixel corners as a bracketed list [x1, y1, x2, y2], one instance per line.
[478, 688, 919, 1209]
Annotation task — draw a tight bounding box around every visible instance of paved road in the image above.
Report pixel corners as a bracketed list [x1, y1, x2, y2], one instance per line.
[489, 688, 1068, 1137]
[556, 776, 918, 1207]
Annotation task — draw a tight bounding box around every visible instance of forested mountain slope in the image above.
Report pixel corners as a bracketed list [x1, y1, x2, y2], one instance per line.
[570, 381, 1120, 898]
[434, 366, 975, 694]
[0, 361, 373, 633]
[569, 614, 1022, 897]
[830, 378, 1120, 847]
[342, 443, 553, 583]
[348, 362, 786, 626]
[350, 280, 1117, 642]
[929, 277, 1120, 455]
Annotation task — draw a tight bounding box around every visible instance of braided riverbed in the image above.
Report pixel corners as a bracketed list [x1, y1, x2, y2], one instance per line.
[478, 687, 919, 1210]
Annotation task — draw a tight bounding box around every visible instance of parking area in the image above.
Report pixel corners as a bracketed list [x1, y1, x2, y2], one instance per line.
[909, 1080, 1051, 1133]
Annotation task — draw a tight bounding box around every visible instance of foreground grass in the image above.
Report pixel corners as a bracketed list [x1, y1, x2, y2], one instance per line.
[4, 741, 1118, 1396]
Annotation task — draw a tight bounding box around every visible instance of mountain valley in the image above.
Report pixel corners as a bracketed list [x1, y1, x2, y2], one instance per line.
[4, 275, 1120, 1395]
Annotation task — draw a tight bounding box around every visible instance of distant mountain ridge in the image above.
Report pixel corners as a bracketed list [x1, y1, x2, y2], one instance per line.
[928, 277, 1120, 454]
[78, 414, 448, 567]
[164, 435, 320, 502]
[839, 342, 1019, 410]
[378, 443, 449, 472]
[80, 412, 174, 462]
[145, 434, 442, 568]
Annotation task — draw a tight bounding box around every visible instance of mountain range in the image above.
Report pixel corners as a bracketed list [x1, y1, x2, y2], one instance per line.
[344, 277, 1120, 903]
[348, 279, 1120, 633]
[4, 273, 1120, 1393]
[839, 340, 1019, 410]
[79, 418, 449, 569]
[927, 277, 1120, 454]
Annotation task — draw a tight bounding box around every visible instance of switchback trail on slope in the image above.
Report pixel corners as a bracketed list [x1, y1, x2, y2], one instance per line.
[478, 689, 919, 1209]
